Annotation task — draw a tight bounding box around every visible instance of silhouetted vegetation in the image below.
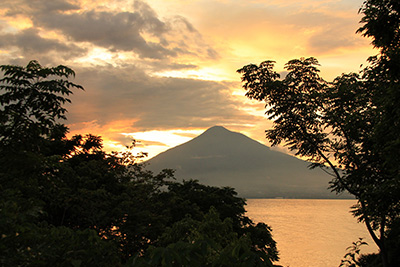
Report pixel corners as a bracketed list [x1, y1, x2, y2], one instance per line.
[238, 1, 399, 266]
[0, 61, 278, 266]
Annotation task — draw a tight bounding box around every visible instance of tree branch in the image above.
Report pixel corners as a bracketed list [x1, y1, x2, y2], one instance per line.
[298, 124, 361, 198]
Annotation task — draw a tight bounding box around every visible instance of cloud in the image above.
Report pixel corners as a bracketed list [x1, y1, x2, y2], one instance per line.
[67, 64, 256, 132]
[308, 26, 362, 53]
[0, 0, 372, 156]
[282, 10, 363, 53]
[172, 132, 199, 138]
[2, 0, 80, 16]
[36, 10, 173, 58]
[110, 134, 167, 148]
[1, 0, 218, 60]
[179, 0, 365, 57]
[0, 28, 87, 60]
[137, 140, 168, 147]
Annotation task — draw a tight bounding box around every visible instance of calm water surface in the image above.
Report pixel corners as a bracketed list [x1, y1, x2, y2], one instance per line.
[245, 199, 377, 267]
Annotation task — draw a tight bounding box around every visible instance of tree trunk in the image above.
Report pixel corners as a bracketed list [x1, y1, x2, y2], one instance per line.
[361, 205, 391, 267]
[379, 219, 391, 267]
[380, 248, 390, 267]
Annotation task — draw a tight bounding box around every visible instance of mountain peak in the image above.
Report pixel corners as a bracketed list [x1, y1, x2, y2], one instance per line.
[196, 126, 248, 144]
[203, 125, 231, 134]
[196, 126, 235, 140]
[146, 125, 342, 198]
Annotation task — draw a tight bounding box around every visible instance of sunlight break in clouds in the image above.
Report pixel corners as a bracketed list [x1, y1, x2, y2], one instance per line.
[122, 129, 203, 159]
[0, 0, 374, 158]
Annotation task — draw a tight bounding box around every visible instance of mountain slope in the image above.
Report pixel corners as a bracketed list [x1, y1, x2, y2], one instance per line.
[146, 126, 348, 198]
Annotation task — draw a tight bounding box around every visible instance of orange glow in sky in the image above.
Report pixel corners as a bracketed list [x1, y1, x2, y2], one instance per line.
[0, 0, 375, 159]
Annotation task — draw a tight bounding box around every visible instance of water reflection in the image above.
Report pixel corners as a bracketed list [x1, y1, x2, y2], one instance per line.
[245, 199, 377, 267]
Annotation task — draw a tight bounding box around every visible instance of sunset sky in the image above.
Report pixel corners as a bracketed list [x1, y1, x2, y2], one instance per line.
[1, 0, 375, 159]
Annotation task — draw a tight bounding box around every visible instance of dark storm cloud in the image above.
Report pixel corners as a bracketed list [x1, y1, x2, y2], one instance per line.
[67, 65, 255, 131]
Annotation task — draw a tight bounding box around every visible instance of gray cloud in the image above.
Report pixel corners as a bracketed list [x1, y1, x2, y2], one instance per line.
[0, 0, 367, 154]
[110, 134, 138, 147]
[3, 0, 80, 16]
[2, 0, 218, 60]
[67, 65, 255, 132]
[0, 28, 87, 60]
[108, 134, 167, 148]
[32, 4, 176, 59]
[133, 0, 166, 36]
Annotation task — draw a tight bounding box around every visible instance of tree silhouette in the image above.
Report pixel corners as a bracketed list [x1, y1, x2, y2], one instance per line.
[1, 60, 279, 266]
[237, 1, 400, 266]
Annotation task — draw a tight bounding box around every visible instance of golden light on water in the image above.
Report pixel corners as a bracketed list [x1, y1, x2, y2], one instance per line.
[246, 199, 378, 267]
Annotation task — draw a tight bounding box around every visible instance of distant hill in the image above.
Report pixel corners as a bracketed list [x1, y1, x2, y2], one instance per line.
[145, 126, 349, 199]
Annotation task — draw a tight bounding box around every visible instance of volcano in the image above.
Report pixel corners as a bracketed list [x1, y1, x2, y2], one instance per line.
[145, 126, 348, 198]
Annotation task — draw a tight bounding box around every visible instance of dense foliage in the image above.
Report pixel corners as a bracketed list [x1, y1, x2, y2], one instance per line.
[237, 1, 400, 266]
[0, 61, 278, 266]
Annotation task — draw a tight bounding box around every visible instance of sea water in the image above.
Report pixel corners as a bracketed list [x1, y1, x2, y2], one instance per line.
[245, 199, 378, 267]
